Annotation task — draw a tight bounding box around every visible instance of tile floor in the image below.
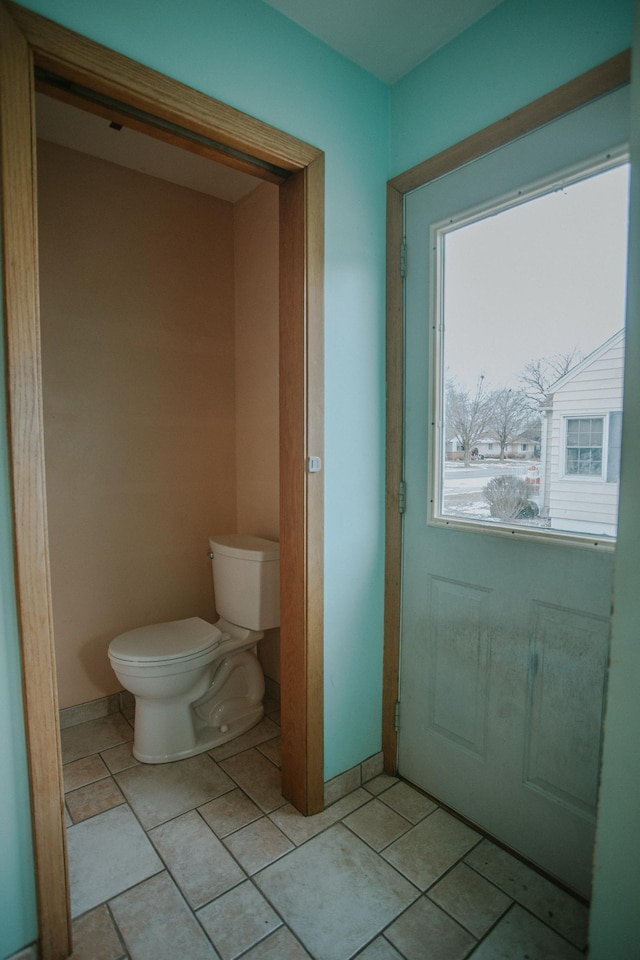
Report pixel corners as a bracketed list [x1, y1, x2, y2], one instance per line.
[54, 705, 589, 960]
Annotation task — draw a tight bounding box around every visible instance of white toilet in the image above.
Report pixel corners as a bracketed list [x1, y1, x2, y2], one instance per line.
[108, 534, 279, 763]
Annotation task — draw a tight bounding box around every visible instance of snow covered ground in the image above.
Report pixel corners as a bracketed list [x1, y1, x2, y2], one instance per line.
[441, 459, 547, 526]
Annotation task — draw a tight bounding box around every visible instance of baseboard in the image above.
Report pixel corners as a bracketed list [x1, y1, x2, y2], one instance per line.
[59, 691, 132, 729]
[324, 751, 385, 807]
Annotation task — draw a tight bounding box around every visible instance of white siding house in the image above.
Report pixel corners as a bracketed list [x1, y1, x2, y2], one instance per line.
[541, 329, 624, 537]
[445, 436, 537, 460]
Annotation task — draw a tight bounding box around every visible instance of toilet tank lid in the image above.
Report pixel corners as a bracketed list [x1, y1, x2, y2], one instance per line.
[109, 617, 222, 662]
[209, 534, 279, 561]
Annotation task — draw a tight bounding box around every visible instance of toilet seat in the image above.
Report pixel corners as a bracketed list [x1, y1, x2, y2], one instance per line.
[109, 617, 222, 665]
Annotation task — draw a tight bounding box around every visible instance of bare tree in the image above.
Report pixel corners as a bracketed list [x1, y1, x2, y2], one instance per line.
[445, 348, 582, 468]
[487, 388, 531, 461]
[518, 347, 583, 407]
[446, 376, 492, 467]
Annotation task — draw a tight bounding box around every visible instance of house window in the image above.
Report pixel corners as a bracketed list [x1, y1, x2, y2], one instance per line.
[521, 443, 528, 452]
[565, 418, 603, 476]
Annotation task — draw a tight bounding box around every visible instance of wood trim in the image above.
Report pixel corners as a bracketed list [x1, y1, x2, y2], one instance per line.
[304, 156, 326, 813]
[278, 158, 325, 815]
[0, 5, 71, 960]
[383, 50, 632, 774]
[390, 50, 631, 196]
[8, 1, 318, 174]
[33, 77, 287, 185]
[1, 2, 325, 954]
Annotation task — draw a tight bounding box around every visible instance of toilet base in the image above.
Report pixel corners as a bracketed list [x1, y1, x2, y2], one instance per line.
[132, 702, 264, 763]
[130, 646, 266, 763]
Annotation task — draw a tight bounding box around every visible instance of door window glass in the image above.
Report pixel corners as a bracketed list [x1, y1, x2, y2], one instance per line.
[433, 159, 630, 542]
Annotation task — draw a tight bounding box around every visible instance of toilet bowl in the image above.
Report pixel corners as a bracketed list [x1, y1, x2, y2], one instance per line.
[108, 535, 279, 763]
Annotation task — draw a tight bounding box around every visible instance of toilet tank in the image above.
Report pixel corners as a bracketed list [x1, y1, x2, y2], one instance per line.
[209, 534, 280, 631]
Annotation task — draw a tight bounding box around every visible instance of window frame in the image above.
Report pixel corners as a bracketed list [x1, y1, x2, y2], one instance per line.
[428, 149, 629, 548]
[562, 415, 607, 480]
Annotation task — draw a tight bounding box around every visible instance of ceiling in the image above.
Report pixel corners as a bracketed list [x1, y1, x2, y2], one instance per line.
[36, 1, 506, 199]
[261, 0, 506, 83]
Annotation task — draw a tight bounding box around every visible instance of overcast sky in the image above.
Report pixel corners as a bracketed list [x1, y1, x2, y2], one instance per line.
[442, 162, 630, 392]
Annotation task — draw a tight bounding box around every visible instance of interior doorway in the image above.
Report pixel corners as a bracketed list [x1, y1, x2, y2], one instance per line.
[35, 91, 283, 719]
[0, 4, 324, 958]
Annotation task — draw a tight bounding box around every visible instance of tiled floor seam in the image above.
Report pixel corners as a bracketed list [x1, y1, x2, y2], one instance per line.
[479, 898, 587, 956]
[464, 900, 518, 957]
[460, 855, 588, 951]
[104, 900, 133, 960]
[211, 878, 312, 959]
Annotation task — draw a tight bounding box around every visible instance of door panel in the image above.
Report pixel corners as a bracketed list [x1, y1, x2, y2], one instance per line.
[399, 86, 629, 897]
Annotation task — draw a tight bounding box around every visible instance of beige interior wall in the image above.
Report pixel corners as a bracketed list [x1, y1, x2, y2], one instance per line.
[38, 140, 238, 709]
[234, 182, 281, 683]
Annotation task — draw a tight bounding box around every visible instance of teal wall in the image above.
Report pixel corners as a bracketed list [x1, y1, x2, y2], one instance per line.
[0, 276, 38, 956]
[390, 0, 634, 177]
[589, 1, 640, 954]
[2, 0, 638, 954]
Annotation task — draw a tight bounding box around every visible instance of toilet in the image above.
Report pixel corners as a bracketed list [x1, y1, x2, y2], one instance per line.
[108, 534, 279, 763]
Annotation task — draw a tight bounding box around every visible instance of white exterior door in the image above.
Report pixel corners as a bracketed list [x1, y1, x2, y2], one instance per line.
[399, 86, 630, 898]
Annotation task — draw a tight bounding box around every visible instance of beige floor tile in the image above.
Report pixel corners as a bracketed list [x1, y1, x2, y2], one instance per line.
[109, 871, 219, 960]
[208, 717, 280, 762]
[383, 808, 480, 891]
[149, 810, 245, 908]
[115, 753, 234, 829]
[196, 880, 282, 960]
[343, 798, 413, 851]
[385, 896, 477, 960]
[364, 773, 399, 796]
[428, 862, 511, 938]
[465, 840, 589, 948]
[101, 741, 139, 774]
[241, 926, 311, 959]
[69, 904, 126, 960]
[269, 787, 370, 845]
[468, 904, 583, 959]
[356, 938, 405, 959]
[58, 715, 588, 960]
[255, 823, 419, 960]
[199, 788, 263, 837]
[67, 777, 126, 824]
[379, 781, 439, 823]
[223, 816, 293, 875]
[64, 754, 110, 792]
[61, 714, 133, 763]
[220, 749, 285, 813]
[67, 804, 163, 917]
[256, 736, 281, 768]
